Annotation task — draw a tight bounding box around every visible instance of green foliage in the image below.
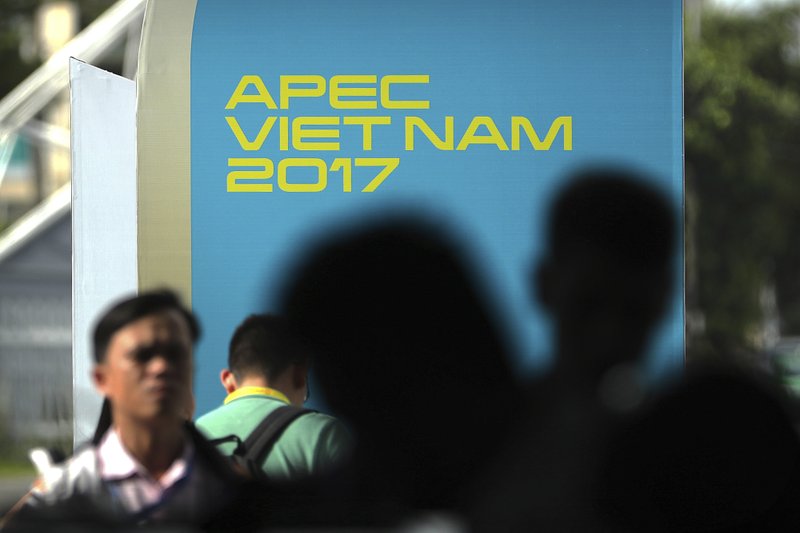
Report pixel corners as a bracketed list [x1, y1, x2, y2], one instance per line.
[686, 4, 800, 361]
[0, 1, 40, 99]
[0, 461, 34, 478]
[0, 0, 117, 100]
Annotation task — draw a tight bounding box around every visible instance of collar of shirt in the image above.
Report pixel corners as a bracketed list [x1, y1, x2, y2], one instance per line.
[223, 385, 290, 405]
[97, 428, 194, 490]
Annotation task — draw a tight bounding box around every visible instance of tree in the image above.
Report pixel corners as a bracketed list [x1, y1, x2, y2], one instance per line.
[686, 3, 800, 362]
[0, 0, 117, 100]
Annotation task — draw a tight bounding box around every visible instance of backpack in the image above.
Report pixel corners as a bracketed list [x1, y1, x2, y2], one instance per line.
[211, 405, 314, 480]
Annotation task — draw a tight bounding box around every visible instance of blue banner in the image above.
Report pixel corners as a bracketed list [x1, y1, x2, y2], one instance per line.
[188, 0, 683, 416]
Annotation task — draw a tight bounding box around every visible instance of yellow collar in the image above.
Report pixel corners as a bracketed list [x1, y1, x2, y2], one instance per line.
[223, 386, 290, 405]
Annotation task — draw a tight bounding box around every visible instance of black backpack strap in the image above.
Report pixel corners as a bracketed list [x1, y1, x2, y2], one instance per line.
[208, 434, 245, 455]
[243, 405, 314, 465]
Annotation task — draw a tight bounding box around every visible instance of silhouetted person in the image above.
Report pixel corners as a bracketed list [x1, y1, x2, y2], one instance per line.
[472, 167, 678, 531]
[598, 364, 800, 533]
[275, 215, 522, 526]
[538, 167, 676, 388]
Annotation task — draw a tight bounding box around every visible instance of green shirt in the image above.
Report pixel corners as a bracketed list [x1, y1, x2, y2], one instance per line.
[196, 386, 351, 480]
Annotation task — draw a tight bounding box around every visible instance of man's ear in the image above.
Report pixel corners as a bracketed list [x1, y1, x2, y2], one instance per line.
[220, 369, 238, 394]
[92, 365, 108, 395]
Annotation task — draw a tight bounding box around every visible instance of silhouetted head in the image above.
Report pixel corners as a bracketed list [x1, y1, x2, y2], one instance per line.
[278, 215, 519, 508]
[536, 167, 677, 376]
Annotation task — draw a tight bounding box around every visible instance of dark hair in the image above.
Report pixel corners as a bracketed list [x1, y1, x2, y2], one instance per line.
[547, 167, 676, 270]
[228, 314, 308, 381]
[92, 289, 200, 363]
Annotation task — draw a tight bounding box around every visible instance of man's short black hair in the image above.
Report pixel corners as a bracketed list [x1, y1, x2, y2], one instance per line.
[92, 289, 200, 363]
[228, 314, 308, 381]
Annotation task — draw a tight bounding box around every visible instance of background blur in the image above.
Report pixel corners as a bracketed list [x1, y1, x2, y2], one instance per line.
[1, 0, 799, 514]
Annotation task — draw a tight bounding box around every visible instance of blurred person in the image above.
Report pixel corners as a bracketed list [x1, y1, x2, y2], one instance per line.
[537, 167, 677, 388]
[2, 290, 246, 530]
[471, 167, 678, 531]
[196, 314, 351, 480]
[274, 215, 523, 527]
[90, 387, 194, 445]
[597, 363, 800, 532]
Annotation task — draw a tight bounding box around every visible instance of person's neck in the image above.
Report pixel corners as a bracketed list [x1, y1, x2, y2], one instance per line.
[552, 337, 605, 387]
[553, 334, 646, 404]
[113, 415, 185, 480]
[238, 375, 300, 406]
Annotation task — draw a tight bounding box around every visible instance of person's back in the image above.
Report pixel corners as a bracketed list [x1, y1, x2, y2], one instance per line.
[196, 314, 351, 480]
[196, 388, 349, 479]
[598, 364, 800, 532]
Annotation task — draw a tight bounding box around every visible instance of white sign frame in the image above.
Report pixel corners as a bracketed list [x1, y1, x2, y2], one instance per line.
[70, 58, 137, 447]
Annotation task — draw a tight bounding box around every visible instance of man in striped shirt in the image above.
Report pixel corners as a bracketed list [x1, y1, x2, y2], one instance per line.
[5, 291, 244, 529]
